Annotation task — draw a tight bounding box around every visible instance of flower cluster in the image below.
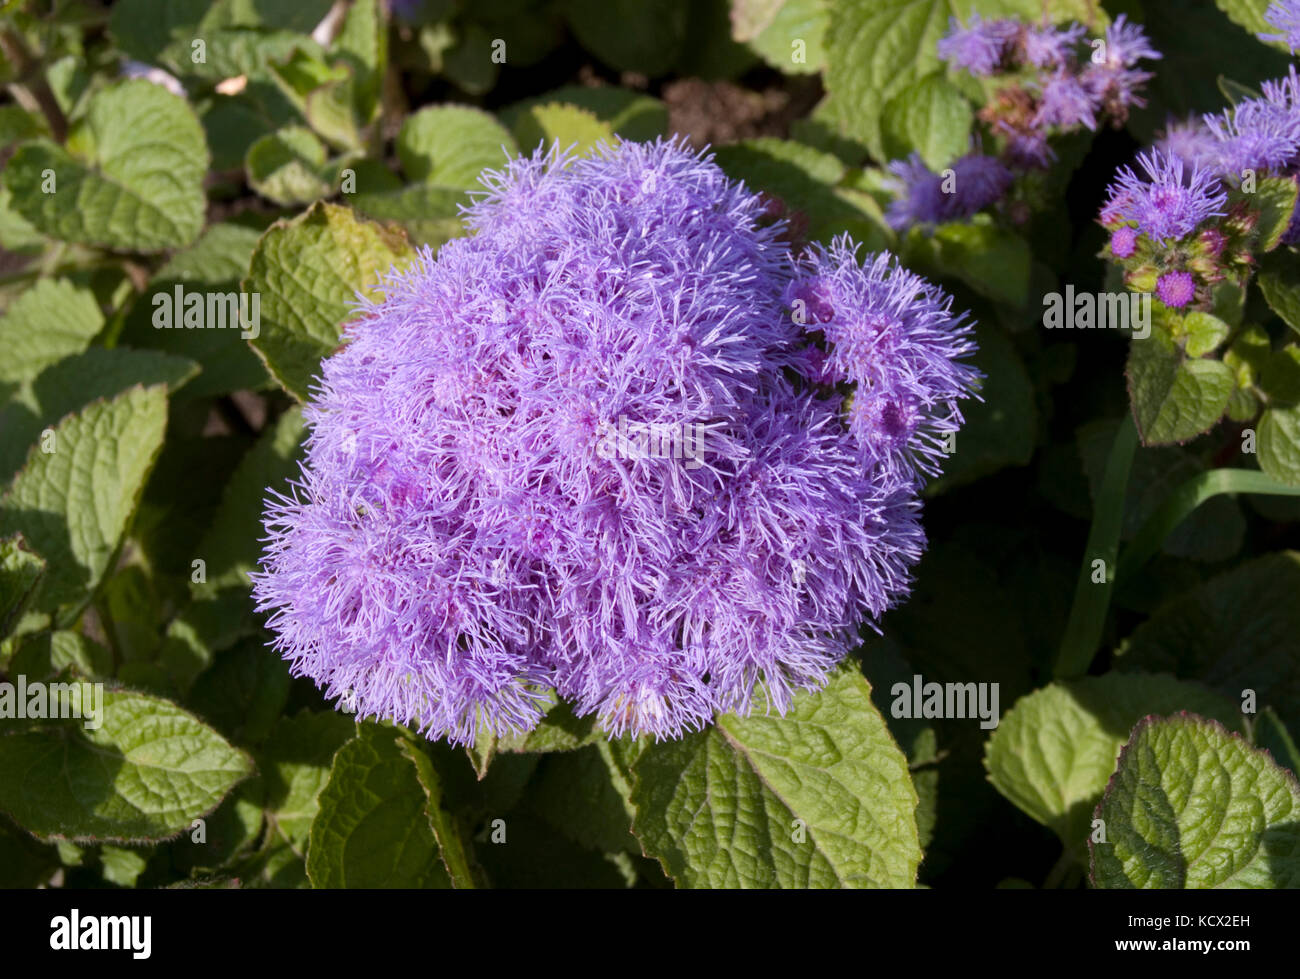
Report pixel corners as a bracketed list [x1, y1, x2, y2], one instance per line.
[888, 14, 1160, 232]
[1263, 0, 1300, 53]
[1103, 55, 1300, 307]
[940, 14, 1160, 166]
[252, 139, 978, 745]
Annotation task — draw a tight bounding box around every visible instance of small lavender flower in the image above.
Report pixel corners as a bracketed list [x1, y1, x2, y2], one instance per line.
[253, 139, 976, 745]
[1110, 226, 1139, 258]
[1156, 270, 1196, 307]
[1205, 67, 1300, 174]
[1104, 150, 1228, 243]
[937, 14, 1018, 76]
[885, 152, 1012, 229]
[1262, 0, 1300, 51]
[1022, 23, 1086, 68]
[1081, 14, 1160, 118]
[1158, 117, 1225, 172]
[1035, 69, 1097, 129]
[784, 242, 981, 480]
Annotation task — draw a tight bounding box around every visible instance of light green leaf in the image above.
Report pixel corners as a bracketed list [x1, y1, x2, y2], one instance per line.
[985, 672, 1239, 853]
[1091, 713, 1300, 888]
[1259, 404, 1300, 484]
[0, 278, 103, 387]
[1126, 327, 1235, 445]
[9, 630, 112, 681]
[500, 86, 668, 141]
[900, 220, 1031, 306]
[744, 0, 829, 74]
[400, 736, 479, 887]
[0, 688, 254, 842]
[246, 126, 332, 206]
[244, 202, 414, 401]
[0, 386, 168, 612]
[397, 104, 516, 188]
[882, 72, 972, 171]
[1181, 311, 1231, 357]
[1260, 270, 1300, 338]
[511, 102, 614, 157]
[630, 663, 920, 887]
[1, 80, 207, 252]
[306, 723, 452, 888]
[0, 536, 44, 640]
[258, 710, 356, 853]
[1253, 175, 1299, 251]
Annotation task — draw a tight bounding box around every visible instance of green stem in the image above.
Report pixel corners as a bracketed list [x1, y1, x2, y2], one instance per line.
[1054, 415, 1139, 681]
[1117, 467, 1300, 585]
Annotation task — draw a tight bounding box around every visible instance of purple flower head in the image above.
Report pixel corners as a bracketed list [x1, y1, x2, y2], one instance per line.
[1104, 150, 1228, 243]
[937, 14, 1018, 76]
[999, 125, 1055, 169]
[252, 139, 975, 745]
[1097, 14, 1162, 68]
[1110, 226, 1139, 258]
[1205, 67, 1300, 175]
[783, 241, 981, 480]
[1022, 22, 1086, 68]
[1035, 69, 1097, 129]
[1262, 0, 1300, 51]
[1080, 15, 1159, 118]
[885, 152, 1012, 229]
[1157, 117, 1226, 172]
[1156, 270, 1196, 307]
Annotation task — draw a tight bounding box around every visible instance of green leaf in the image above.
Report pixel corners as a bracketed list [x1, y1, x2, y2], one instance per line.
[881, 72, 972, 171]
[528, 742, 639, 855]
[1, 80, 207, 252]
[1126, 327, 1235, 445]
[1259, 404, 1300, 484]
[511, 102, 614, 157]
[244, 202, 414, 401]
[10, 630, 112, 681]
[116, 223, 271, 399]
[306, 723, 452, 888]
[1253, 175, 1300, 252]
[0, 278, 103, 387]
[562, 0, 690, 75]
[0, 689, 254, 842]
[500, 86, 668, 141]
[332, 0, 387, 123]
[985, 672, 1239, 853]
[900, 220, 1031, 307]
[258, 710, 355, 852]
[741, 0, 829, 74]
[1091, 714, 1300, 888]
[1116, 551, 1300, 735]
[1260, 270, 1300, 338]
[246, 126, 332, 206]
[630, 662, 920, 887]
[0, 536, 44, 641]
[1181, 311, 1231, 357]
[397, 105, 517, 188]
[1256, 707, 1300, 776]
[0, 346, 198, 484]
[400, 736, 479, 887]
[0, 386, 168, 612]
[193, 406, 305, 595]
[187, 637, 292, 746]
[497, 692, 601, 753]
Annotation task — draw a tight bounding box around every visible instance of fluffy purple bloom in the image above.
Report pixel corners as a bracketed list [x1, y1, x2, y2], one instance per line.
[1204, 67, 1300, 174]
[1262, 0, 1300, 51]
[1110, 226, 1138, 258]
[784, 243, 980, 480]
[1081, 14, 1159, 115]
[1156, 271, 1196, 307]
[252, 139, 975, 745]
[1035, 69, 1097, 129]
[937, 14, 1018, 76]
[1158, 117, 1225, 172]
[1022, 23, 1086, 68]
[1104, 150, 1228, 243]
[885, 152, 1012, 229]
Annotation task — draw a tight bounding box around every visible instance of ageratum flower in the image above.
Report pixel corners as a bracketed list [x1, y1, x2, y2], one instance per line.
[1022, 22, 1087, 69]
[252, 139, 978, 745]
[1262, 0, 1300, 52]
[937, 14, 1018, 75]
[1204, 66, 1300, 174]
[884, 152, 1013, 229]
[1103, 150, 1228, 243]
